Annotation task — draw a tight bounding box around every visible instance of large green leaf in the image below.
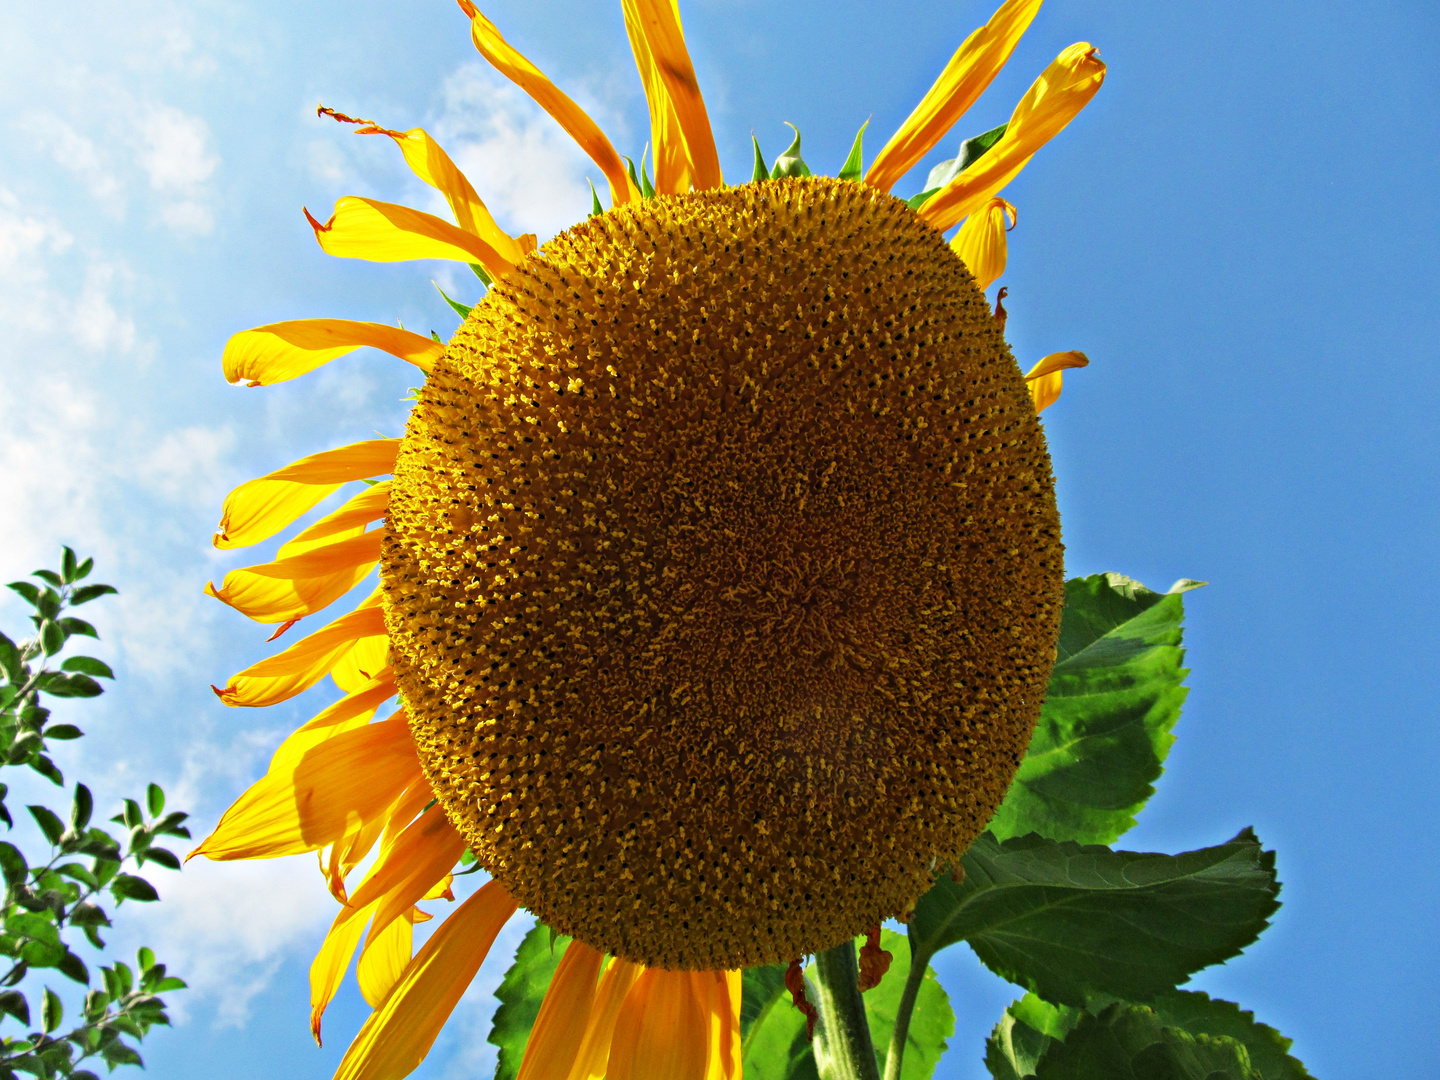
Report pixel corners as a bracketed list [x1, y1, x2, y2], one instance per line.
[985, 996, 1081, 1080]
[863, 930, 954, 1080]
[487, 921, 569, 1080]
[741, 964, 818, 1080]
[1141, 992, 1314, 1080]
[910, 831, 1280, 1006]
[1033, 1004, 1259, 1080]
[990, 574, 1202, 846]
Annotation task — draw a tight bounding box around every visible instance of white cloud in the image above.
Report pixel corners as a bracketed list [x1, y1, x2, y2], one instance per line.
[17, 113, 126, 217]
[135, 105, 219, 235]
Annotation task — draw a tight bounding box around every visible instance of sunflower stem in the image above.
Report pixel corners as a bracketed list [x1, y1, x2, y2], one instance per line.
[881, 946, 929, 1080]
[811, 940, 881, 1080]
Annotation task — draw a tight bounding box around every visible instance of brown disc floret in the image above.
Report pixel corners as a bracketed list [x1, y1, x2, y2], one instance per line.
[381, 176, 1064, 969]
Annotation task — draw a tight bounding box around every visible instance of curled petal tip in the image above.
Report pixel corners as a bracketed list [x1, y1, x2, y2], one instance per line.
[303, 207, 333, 234]
[456, 0, 478, 17]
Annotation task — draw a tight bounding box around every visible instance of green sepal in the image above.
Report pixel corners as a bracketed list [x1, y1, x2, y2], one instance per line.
[922, 121, 1009, 194]
[432, 280, 473, 320]
[910, 830, 1281, 1006]
[625, 155, 643, 195]
[751, 135, 770, 183]
[640, 148, 656, 198]
[770, 123, 813, 179]
[588, 178, 603, 217]
[469, 262, 492, 286]
[487, 921, 571, 1080]
[989, 574, 1203, 845]
[906, 188, 941, 211]
[837, 119, 869, 182]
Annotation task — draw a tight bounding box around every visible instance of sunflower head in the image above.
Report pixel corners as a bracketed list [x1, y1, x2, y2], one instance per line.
[382, 176, 1064, 969]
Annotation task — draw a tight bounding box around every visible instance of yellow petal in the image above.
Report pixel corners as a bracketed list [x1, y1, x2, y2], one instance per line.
[1024, 350, 1089, 413]
[214, 439, 398, 550]
[621, 0, 692, 195]
[333, 880, 519, 1080]
[307, 196, 514, 279]
[695, 970, 742, 1080]
[193, 709, 419, 861]
[223, 321, 443, 389]
[920, 43, 1106, 231]
[516, 942, 604, 1080]
[627, 0, 721, 190]
[606, 968, 708, 1080]
[949, 197, 1017, 291]
[467, 10, 638, 208]
[565, 958, 644, 1080]
[385, 128, 525, 264]
[206, 530, 383, 624]
[287, 482, 391, 549]
[379, 775, 437, 851]
[324, 810, 389, 902]
[866, 0, 1042, 194]
[311, 900, 373, 1044]
[332, 632, 392, 694]
[214, 605, 388, 707]
[350, 807, 467, 949]
[358, 910, 416, 1009]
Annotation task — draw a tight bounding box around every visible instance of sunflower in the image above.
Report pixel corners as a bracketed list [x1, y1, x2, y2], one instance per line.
[195, 0, 1103, 1077]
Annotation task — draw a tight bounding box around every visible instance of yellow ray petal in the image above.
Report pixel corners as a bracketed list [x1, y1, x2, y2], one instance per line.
[287, 482, 391, 548]
[206, 529, 383, 624]
[919, 43, 1106, 232]
[214, 439, 398, 550]
[379, 775, 436, 851]
[620, 0, 691, 195]
[1024, 350, 1089, 413]
[467, 10, 638, 208]
[865, 0, 1042, 194]
[194, 710, 420, 861]
[333, 880, 519, 1080]
[223, 321, 443, 389]
[515, 941, 603, 1080]
[565, 957, 643, 1080]
[950, 197, 1016, 291]
[628, 0, 721, 190]
[350, 807, 467, 948]
[695, 970, 742, 1080]
[213, 604, 388, 707]
[306, 196, 514, 279]
[332, 632, 392, 694]
[311, 899, 373, 1044]
[324, 809, 389, 902]
[606, 968, 708, 1080]
[357, 909, 417, 1009]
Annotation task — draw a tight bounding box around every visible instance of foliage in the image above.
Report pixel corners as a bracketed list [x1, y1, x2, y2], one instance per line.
[0, 550, 187, 1079]
[482, 572, 1312, 1080]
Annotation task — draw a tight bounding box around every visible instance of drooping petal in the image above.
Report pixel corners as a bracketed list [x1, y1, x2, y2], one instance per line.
[627, 0, 721, 190]
[620, 0, 692, 195]
[357, 909, 417, 1009]
[467, 10, 638, 208]
[950, 197, 1016, 291]
[515, 942, 604, 1080]
[206, 530, 383, 624]
[214, 439, 398, 550]
[606, 968, 709, 1080]
[324, 810, 389, 902]
[333, 880, 519, 1080]
[288, 482, 391, 548]
[311, 901, 373, 1044]
[919, 43, 1106, 231]
[194, 709, 419, 861]
[865, 0, 1042, 193]
[213, 605, 388, 707]
[1024, 350, 1089, 413]
[695, 970, 742, 1080]
[223, 321, 443, 389]
[306, 196, 514, 279]
[350, 807, 468, 948]
[565, 958, 643, 1080]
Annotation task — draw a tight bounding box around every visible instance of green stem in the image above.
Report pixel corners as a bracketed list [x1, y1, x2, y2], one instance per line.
[882, 948, 929, 1080]
[811, 940, 880, 1080]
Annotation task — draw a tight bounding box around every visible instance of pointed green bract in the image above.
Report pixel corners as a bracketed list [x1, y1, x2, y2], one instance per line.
[625, 155, 642, 195]
[922, 121, 1010, 194]
[487, 920, 571, 1080]
[863, 930, 953, 1080]
[432, 280, 473, 320]
[770, 123, 813, 178]
[469, 262, 492, 286]
[838, 119, 869, 182]
[588, 178, 603, 217]
[1032, 1004, 1259, 1080]
[910, 830, 1280, 1007]
[640, 151, 656, 199]
[751, 135, 770, 183]
[989, 574, 1202, 846]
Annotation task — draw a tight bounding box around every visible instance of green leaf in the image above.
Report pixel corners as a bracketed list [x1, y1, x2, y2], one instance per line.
[588, 178, 603, 217]
[985, 995, 1084, 1079]
[6, 583, 40, 608]
[751, 135, 770, 183]
[0, 842, 28, 888]
[910, 830, 1280, 1006]
[29, 756, 62, 786]
[67, 585, 115, 606]
[73, 557, 93, 581]
[26, 806, 64, 846]
[1034, 1003, 1259, 1080]
[60, 548, 78, 584]
[0, 989, 29, 1026]
[486, 921, 570, 1080]
[740, 963, 789, 1042]
[32, 571, 63, 589]
[58, 618, 96, 640]
[138, 848, 180, 871]
[40, 674, 101, 699]
[470, 262, 493, 287]
[0, 633, 23, 684]
[640, 154, 656, 199]
[990, 574, 1202, 846]
[60, 657, 112, 679]
[865, 930, 953, 1080]
[42, 725, 82, 741]
[740, 964, 818, 1080]
[906, 188, 941, 211]
[1135, 991, 1314, 1080]
[40, 623, 65, 658]
[770, 123, 813, 179]
[432, 280, 473, 320]
[41, 989, 61, 1033]
[110, 874, 159, 903]
[922, 122, 1009, 194]
[838, 119, 869, 181]
[146, 785, 164, 819]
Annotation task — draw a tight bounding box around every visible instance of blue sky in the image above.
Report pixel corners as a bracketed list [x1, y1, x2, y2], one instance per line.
[0, 0, 1435, 1077]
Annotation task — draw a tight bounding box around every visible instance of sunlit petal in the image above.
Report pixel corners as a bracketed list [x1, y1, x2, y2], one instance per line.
[565, 958, 644, 1080]
[515, 942, 604, 1080]
[950, 196, 1016, 291]
[223, 320, 443, 388]
[627, 0, 721, 190]
[213, 604, 388, 707]
[307, 196, 515, 279]
[1024, 349, 1089, 412]
[606, 968, 708, 1080]
[620, 0, 694, 194]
